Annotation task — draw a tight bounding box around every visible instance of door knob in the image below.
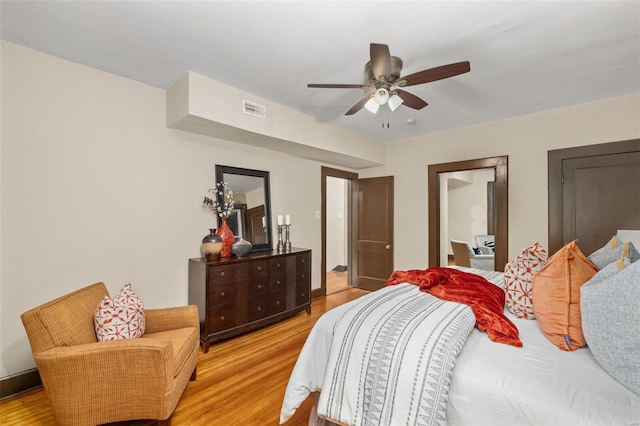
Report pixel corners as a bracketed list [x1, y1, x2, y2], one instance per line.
[386, 245, 391, 250]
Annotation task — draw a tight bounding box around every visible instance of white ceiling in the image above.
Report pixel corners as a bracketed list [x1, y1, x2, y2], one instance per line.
[2, 1, 639, 142]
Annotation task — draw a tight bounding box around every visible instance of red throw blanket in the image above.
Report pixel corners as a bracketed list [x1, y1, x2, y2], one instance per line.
[386, 267, 522, 347]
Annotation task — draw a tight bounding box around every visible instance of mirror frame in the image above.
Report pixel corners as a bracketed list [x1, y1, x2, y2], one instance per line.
[215, 165, 273, 252]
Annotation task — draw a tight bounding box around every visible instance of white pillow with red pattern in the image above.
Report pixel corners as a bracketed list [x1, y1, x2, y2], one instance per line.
[504, 243, 548, 319]
[94, 283, 145, 341]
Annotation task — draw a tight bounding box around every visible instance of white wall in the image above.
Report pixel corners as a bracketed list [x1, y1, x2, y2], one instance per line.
[360, 93, 640, 271]
[447, 169, 495, 250]
[2, 40, 639, 380]
[0, 42, 344, 378]
[326, 177, 347, 271]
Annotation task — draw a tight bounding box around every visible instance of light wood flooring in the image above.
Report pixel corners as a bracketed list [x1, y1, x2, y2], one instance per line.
[326, 270, 349, 295]
[0, 287, 370, 426]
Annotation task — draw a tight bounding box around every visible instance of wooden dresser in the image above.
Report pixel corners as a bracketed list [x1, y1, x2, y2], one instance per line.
[188, 248, 311, 353]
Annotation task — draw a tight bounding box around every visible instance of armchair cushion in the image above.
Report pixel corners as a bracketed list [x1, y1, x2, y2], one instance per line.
[94, 283, 145, 341]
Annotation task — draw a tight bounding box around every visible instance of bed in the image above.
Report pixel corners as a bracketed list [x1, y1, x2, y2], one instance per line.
[280, 265, 640, 425]
[280, 141, 640, 425]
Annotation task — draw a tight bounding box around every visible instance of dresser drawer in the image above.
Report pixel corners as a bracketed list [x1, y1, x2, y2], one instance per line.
[208, 283, 236, 307]
[208, 264, 247, 285]
[295, 282, 310, 306]
[247, 295, 269, 322]
[247, 278, 269, 299]
[248, 260, 268, 278]
[269, 258, 287, 273]
[208, 306, 236, 332]
[269, 293, 286, 315]
[268, 273, 286, 294]
[296, 253, 310, 270]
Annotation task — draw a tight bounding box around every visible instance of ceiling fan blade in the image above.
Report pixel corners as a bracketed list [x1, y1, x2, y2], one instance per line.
[401, 61, 470, 87]
[308, 83, 369, 89]
[370, 43, 391, 80]
[345, 95, 372, 115]
[396, 89, 428, 110]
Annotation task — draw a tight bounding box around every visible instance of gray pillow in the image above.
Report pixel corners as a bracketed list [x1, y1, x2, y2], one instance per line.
[588, 235, 640, 269]
[581, 259, 639, 395]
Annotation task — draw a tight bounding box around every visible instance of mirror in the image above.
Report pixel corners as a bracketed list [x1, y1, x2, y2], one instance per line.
[216, 165, 273, 252]
[428, 156, 508, 271]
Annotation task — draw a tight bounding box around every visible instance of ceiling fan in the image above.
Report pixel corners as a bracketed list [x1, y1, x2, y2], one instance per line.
[308, 43, 470, 115]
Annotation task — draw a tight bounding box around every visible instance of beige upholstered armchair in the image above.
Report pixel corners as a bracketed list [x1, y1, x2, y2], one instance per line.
[20, 282, 200, 426]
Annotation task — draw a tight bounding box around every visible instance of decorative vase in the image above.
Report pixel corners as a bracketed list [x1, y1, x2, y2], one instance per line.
[231, 238, 253, 257]
[216, 217, 235, 258]
[201, 229, 223, 262]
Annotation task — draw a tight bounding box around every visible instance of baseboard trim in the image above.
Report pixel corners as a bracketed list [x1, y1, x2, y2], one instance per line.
[0, 368, 42, 400]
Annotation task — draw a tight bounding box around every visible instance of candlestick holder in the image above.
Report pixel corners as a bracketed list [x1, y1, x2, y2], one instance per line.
[284, 224, 292, 252]
[276, 225, 284, 253]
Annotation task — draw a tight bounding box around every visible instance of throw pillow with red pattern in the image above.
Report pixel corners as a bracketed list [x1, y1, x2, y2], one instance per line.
[94, 283, 145, 341]
[504, 243, 548, 319]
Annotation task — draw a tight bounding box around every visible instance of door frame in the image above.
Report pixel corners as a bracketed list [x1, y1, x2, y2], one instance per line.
[428, 156, 509, 270]
[318, 166, 358, 298]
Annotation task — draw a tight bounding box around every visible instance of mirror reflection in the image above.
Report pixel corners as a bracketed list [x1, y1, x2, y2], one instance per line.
[215, 165, 273, 252]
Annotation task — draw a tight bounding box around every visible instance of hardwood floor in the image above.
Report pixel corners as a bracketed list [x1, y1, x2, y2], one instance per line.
[0, 288, 369, 426]
[326, 270, 349, 295]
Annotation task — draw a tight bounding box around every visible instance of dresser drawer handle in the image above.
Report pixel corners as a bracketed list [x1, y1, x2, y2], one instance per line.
[257, 284, 262, 290]
[220, 291, 225, 297]
[301, 274, 305, 279]
[276, 300, 280, 306]
[257, 306, 262, 312]
[220, 271, 225, 277]
[257, 266, 262, 271]
[276, 280, 281, 285]
[276, 262, 281, 268]
[301, 292, 306, 297]
[220, 315, 225, 321]
[301, 259, 305, 263]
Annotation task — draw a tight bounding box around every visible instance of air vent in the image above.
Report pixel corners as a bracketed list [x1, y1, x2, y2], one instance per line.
[242, 100, 266, 119]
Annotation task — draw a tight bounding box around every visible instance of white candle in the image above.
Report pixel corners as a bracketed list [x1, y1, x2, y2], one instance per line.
[277, 215, 284, 225]
[285, 214, 291, 225]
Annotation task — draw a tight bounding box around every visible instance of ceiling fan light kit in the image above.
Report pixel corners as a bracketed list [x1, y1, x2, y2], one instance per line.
[308, 43, 470, 116]
[364, 97, 380, 114]
[387, 94, 404, 111]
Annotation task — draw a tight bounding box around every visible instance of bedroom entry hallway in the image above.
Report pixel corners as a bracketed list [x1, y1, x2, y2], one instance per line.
[321, 167, 395, 296]
[324, 170, 353, 295]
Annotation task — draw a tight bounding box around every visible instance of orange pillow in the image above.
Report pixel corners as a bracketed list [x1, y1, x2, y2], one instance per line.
[532, 241, 597, 351]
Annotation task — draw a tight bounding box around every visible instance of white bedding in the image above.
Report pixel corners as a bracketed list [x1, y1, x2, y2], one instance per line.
[281, 267, 640, 425]
[318, 284, 475, 426]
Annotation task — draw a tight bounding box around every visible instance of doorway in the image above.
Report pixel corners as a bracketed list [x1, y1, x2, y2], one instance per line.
[326, 175, 351, 294]
[321, 167, 358, 296]
[428, 156, 508, 271]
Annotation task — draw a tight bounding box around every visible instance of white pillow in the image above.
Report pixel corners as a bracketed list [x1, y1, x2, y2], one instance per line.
[94, 283, 145, 341]
[504, 242, 548, 319]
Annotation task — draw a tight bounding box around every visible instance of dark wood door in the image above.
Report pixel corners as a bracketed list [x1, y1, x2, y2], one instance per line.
[561, 151, 640, 255]
[353, 176, 394, 291]
[247, 205, 267, 245]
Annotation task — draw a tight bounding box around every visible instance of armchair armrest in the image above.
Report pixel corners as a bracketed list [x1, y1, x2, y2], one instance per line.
[144, 304, 199, 334]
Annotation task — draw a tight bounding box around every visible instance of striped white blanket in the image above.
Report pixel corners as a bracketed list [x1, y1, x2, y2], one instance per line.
[280, 283, 476, 426]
